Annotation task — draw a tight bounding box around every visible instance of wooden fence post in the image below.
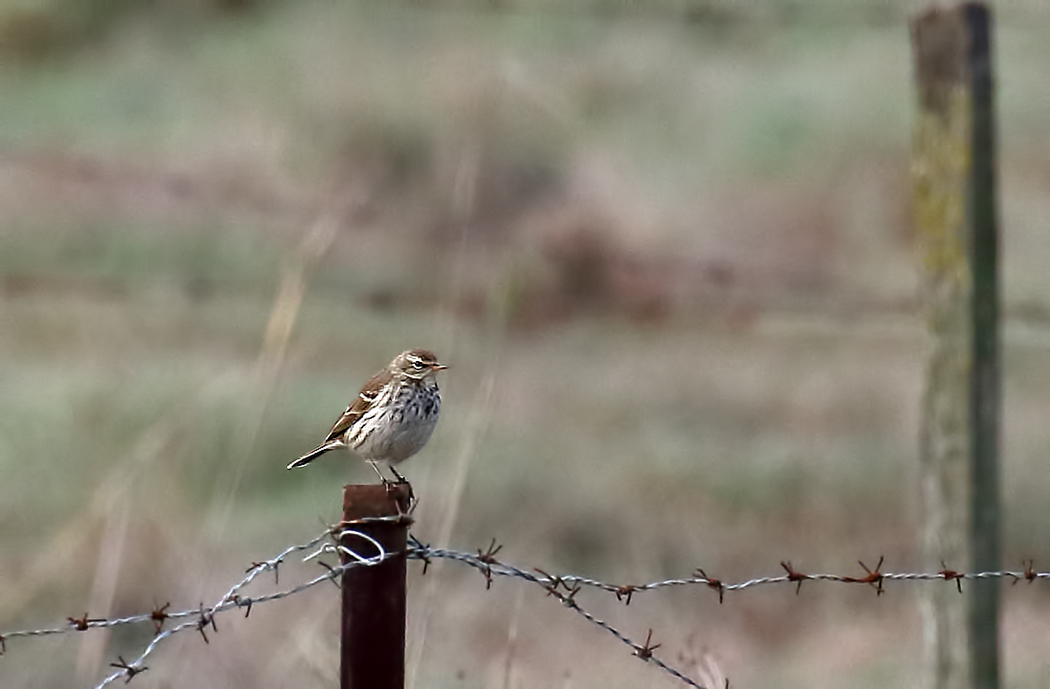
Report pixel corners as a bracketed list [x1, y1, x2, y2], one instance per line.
[911, 4, 1001, 689]
[340, 484, 412, 689]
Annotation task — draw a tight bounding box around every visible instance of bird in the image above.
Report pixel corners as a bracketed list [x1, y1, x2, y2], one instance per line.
[287, 348, 447, 483]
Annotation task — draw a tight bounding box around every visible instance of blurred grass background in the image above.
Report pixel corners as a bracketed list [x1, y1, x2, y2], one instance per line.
[1, 0, 1050, 687]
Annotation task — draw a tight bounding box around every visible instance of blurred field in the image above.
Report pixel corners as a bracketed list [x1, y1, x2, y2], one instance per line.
[2, 1, 1050, 687]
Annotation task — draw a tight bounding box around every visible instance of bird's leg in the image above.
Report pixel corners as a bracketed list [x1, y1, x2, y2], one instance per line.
[389, 464, 407, 484]
[368, 462, 414, 514]
[368, 460, 390, 486]
[387, 465, 416, 511]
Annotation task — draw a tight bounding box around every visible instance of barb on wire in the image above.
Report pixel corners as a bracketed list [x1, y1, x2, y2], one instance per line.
[1017, 559, 1038, 585]
[69, 613, 106, 631]
[694, 568, 724, 604]
[108, 655, 147, 684]
[247, 560, 280, 585]
[614, 583, 638, 605]
[780, 561, 808, 594]
[476, 538, 503, 590]
[534, 567, 567, 597]
[843, 557, 885, 596]
[939, 562, 964, 594]
[149, 603, 170, 634]
[195, 604, 216, 644]
[634, 629, 661, 660]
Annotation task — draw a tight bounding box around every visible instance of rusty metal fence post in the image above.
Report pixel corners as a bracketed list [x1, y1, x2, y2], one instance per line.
[340, 484, 412, 689]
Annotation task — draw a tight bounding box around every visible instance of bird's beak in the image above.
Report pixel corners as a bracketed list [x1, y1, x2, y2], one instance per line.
[431, 363, 449, 371]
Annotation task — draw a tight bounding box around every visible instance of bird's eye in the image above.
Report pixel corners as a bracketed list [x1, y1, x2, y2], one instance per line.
[412, 360, 425, 369]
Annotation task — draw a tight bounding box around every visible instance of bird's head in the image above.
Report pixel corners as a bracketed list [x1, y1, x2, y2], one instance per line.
[392, 348, 448, 380]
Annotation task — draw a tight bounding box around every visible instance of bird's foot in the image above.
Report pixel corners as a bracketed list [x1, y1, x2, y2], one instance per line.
[387, 466, 416, 514]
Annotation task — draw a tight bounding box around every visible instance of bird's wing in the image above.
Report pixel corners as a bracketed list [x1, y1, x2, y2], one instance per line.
[323, 369, 392, 443]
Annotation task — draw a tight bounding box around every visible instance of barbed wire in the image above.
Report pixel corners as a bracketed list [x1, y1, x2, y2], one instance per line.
[0, 527, 393, 688]
[406, 539, 1048, 688]
[418, 542, 1050, 600]
[2, 522, 1047, 689]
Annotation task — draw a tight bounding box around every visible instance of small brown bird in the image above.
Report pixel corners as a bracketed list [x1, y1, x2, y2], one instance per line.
[287, 349, 447, 482]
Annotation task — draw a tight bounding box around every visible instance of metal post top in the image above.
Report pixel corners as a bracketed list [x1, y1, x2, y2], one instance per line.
[342, 484, 412, 520]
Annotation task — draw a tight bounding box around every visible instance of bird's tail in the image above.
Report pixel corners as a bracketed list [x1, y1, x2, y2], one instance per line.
[286, 441, 342, 470]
